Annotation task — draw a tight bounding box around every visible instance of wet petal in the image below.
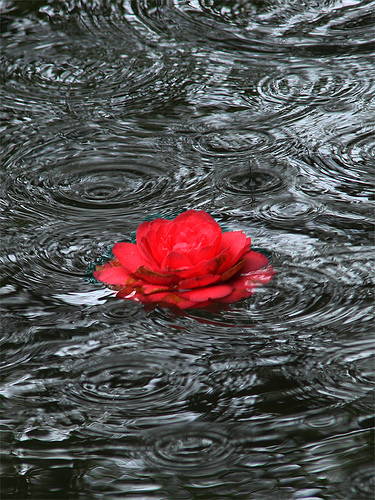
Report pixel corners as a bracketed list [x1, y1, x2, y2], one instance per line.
[135, 266, 177, 286]
[241, 251, 270, 272]
[136, 291, 197, 309]
[162, 250, 193, 270]
[191, 233, 221, 264]
[179, 283, 233, 302]
[179, 273, 221, 290]
[138, 283, 172, 295]
[93, 265, 133, 285]
[216, 231, 251, 274]
[112, 242, 149, 273]
[229, 266, 276, 292]
[138, 219, 170, 266]
[219, 257, 246, 282]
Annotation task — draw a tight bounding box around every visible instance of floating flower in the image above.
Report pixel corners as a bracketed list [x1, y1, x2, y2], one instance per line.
[89, 210, 275, 309]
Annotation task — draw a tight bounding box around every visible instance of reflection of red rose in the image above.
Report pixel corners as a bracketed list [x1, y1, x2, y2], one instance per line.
[93, 210, 275, 309]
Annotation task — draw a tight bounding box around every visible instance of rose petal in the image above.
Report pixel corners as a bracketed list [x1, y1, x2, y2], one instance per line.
[136, 220, 151, 244]
[170, 256, 222, 280]
[138, 236, 157, 267]
[138, 283, 172, 295]
[191, 234, 221, 264]
[93, 265, 135, 286]
[129, 290, 197, 309]
[218, 265, 275, 303]
[162, 250, 193, 270]
[241, 251, 270, 272]
[112, 242, 149, 273]
[218, 257, 246, 282]
[134, 266, 177, 286]
[179, 273, 221, 290]
[216, 231, 251, 274]
[168, 211, 221, 252]
[138, 219, 169, 266]
[173, 209, 218, 228]
[179, 283, 233, 302]
[229, 266, 276, 292]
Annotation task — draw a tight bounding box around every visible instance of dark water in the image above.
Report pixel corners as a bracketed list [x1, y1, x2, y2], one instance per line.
[1, 0, 374, 498]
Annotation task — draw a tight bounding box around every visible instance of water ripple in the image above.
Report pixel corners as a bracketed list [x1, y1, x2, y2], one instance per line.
[2, 222, 118, 291]
[197, 129, 276, 156]
[187, 0, 375, 54]
[211, 157, 295, 209]
[181, 245, 374, 334]
[302, 429, 374, 496]
[245, 253, 373, 330]
[344, 463, 375, 500]
[146, 423, 237, 475]
[218, 169, 284, 196]
[63, 349, 202, 424]
[308, 337, 375, 401]
[258, 65, 371, 106]
[2, 3, 196, 123]
[252, 197, 325, 231]
[3, 147, 171, 222]
[342, 129, 375, 165]
[255, 60, 375, 127]
[46, 161, 168, 211]
[299, 150, 375, 203]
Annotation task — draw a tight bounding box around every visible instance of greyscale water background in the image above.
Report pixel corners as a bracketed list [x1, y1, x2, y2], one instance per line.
[1, 0, 374, 498]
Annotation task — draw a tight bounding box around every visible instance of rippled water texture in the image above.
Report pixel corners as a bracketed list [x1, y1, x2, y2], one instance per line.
[1, 0, 374, 498]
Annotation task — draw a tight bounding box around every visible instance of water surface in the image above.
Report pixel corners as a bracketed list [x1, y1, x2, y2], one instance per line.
[1, 0, 374, 498]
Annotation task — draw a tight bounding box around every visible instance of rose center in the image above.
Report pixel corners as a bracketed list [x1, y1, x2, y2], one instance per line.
[171, 231, 209, 254]
[173, 242, 192, 253]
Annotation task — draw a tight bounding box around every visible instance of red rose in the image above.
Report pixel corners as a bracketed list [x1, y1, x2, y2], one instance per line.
[92, 210, 275, 309]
